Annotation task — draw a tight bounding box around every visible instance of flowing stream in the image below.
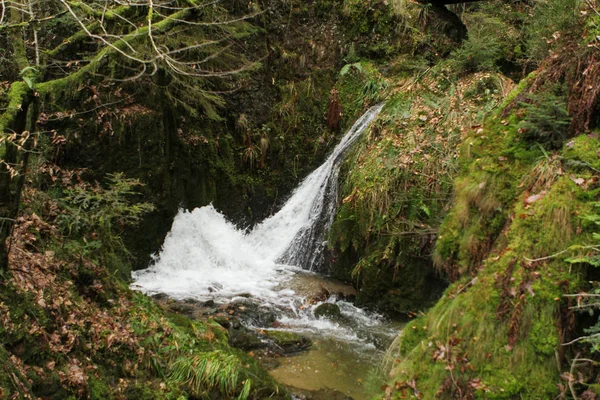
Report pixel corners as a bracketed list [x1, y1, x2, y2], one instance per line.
[132, 104, 401, 399]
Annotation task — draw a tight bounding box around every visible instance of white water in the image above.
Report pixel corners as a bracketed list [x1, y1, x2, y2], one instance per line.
[131, 104, 388, 343]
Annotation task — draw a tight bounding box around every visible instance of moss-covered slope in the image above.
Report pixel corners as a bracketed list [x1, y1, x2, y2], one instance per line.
[329, 71, 510, 314]
[383, 7, 600, 395]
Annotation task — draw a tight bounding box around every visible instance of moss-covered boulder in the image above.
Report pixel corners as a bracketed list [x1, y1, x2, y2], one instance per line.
[314, 303, 342, 319]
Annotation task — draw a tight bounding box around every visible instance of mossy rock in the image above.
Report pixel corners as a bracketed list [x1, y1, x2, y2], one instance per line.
[228, 326, 265, 350]
[263, 330, 312, 353]
[314, 303, 341, 319]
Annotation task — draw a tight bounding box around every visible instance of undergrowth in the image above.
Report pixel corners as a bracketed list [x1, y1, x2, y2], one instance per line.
[383, 3, 600, 392]
[328, 69, 510, 314]
[384, 73, 600, 399]
[0, 166, 285, 399]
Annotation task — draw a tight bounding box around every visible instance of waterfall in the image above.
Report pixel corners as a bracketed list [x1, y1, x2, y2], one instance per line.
[131, 104, 384, 304]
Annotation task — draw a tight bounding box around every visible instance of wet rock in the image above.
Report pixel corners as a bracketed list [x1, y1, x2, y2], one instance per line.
[314, 303, 341, 319]
[228, 326, 312, 354]
[230, 301, 277, 327]
[212, 316, 232, 329]
[263, 330, 312, 353]
[168, 303, 195, 315]
[202, 299, 215, 307]
[183, 298, 201, 305]
[228, 326, 265, 350]
[337, 292, 356, 303]
[151, 292, 168, 300]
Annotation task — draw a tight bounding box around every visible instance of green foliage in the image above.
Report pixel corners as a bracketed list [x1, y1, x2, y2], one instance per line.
[448, 12, 518, 74]
[565, 195, 600, 354]
[336, 61, 388, 124]
[342, 0, 394, 36]
[56, 172, 155, 278]
[518, 89, 571, 150]
[340, 0, 403, 58]
[169, 352, 252, 399]
[526, 0, 584, 62]
[392, 76, 600, 398]
[340, 62, 363, 76]
[330, 70, 507, 312]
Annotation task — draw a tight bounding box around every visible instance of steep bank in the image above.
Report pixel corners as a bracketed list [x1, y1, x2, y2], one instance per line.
[325, 1, 600, 397]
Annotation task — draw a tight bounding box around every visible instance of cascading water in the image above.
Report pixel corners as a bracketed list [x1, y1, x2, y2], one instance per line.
[250, 103, 385, 270]
[132, 104, 397, 399]
[132, 103, 384, 305]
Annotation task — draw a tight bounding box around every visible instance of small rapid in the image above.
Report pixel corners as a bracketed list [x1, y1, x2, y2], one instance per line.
[132, 105, 398, 397]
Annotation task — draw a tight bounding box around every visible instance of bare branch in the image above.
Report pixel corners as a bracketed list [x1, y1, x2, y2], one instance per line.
[60, 0, 151, 66]
[562, 333, 600, 346]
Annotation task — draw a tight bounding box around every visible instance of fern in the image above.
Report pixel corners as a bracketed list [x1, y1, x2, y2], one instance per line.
[518, 89, 571, 150]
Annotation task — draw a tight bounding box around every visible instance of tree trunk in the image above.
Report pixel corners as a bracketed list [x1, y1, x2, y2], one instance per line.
[0, 95, 36, 273]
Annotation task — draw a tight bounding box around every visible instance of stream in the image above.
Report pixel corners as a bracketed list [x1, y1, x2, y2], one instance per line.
[131, 104, 402, 399]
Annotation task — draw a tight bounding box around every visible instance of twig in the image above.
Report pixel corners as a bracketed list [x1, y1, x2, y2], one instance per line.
[523, 248, 571, 263]
[562, 333, 600, 346]
[569, 353, 580, 400]
[584, 0, 600, 17]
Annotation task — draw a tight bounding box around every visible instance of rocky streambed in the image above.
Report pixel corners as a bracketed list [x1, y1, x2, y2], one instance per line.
[151, 271, 402, 400]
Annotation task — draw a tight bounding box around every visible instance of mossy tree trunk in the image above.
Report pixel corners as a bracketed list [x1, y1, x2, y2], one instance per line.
[0, 96, 36, 273]
[0, 11, 35, 273]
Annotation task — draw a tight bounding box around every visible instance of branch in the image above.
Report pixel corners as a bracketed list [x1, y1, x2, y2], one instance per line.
[584, 0, 600, 17]
[0, 81, 30, 134]
[0, 10, 67, 33]
[562, 333, 600, 346]
[45, 5, 131, 58]
[60, 0, 150, 66]
[38, 6, 197, 95]
[569, 353, 580, 400]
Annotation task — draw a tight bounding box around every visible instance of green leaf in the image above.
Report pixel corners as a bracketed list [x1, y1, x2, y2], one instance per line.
[22, 76, 34, 90]
[340, 62, 362, 76]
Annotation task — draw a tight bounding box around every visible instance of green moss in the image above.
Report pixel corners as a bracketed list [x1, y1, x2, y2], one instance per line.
[529, 304, 559, 356]
[0, 81, 30, 133]
[330, 71, 507, 313]
[263, 330, 312, 351]
[386, 66, 598, 399]
[88, 375, 112, 400]
[564, 134, 600, 172]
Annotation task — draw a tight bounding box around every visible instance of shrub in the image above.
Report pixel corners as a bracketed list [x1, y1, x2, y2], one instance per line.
[518, 89, 571, 150]
[57, 172, 155, 277]
[448, 12, 518, 74]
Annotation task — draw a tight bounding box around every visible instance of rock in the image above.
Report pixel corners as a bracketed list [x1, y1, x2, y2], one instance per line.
[263, 330, 312, 353]
[212, 316, 232, 329]
[314, 303, 341, 319]
[228, 326, 266, 350]
[232, 301, 277, 327]
[168, 303, 194, 315]
[151, 292, 168, 300]
[202, 299, 215, 307]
